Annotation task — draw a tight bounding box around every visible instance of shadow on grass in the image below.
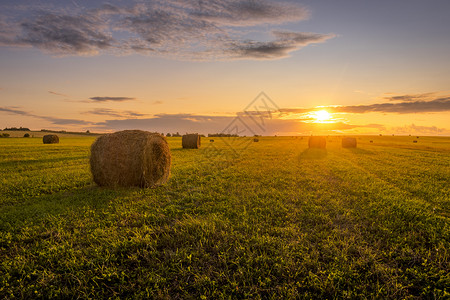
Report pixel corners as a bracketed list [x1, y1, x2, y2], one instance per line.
[346, 148, 374, 155]
[0, 185, 132, 230]
[298, 148, 327, 160]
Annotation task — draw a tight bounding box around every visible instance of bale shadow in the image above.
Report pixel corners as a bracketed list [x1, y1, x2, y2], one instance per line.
[346, 148, 374, 155]
[298, 148, 327, 160]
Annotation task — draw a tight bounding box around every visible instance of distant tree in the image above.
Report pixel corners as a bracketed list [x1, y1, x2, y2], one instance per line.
[4, 127, 30, 131]
[23, 133, 30, 137]
[1, 133, 10, 138]
[86, 130, 90, 134]
[166, 133, 171, 137]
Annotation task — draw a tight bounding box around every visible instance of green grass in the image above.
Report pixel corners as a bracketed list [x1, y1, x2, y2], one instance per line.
[0, 136, 449, 298]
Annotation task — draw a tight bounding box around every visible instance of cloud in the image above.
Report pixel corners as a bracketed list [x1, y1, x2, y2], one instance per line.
[84, 108, 147, 118]
[383, 92, 437, 102]
[0, 106, 90, 125]
[281, 93, 450, 115]
[227, 31, 334, 60]
[0, 1, 334, 60]
[48, 90, 68, 97]
[332, 96, 450, 114]
[153, 100, 163, 105]
[390, 124, 450, 135]
[89, 96, 136, 102]
[91, 113, 387, 135]
[20, 13, 113, 56]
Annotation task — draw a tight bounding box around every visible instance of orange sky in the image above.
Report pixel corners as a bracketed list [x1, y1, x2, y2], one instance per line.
[1, 0, 449, 135]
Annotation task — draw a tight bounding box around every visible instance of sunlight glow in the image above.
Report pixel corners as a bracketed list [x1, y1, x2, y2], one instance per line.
[313, 110, 333, 123]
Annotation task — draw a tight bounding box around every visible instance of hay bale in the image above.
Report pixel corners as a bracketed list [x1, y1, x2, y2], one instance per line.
[342, 137, 357, 148]
[308, 136, 326, 149]
[182, 134, 201, 149]
[253, 138, 259, 142]
[43, 134, 59, 144]
[413, 140, 418, 143]
[210, 139, 214, 142]
[90, 130, 171, 188]
[370, 140, 373, 143]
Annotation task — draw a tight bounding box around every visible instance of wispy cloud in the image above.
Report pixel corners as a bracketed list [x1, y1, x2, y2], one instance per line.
[84, 108, 147, 118]
[0, 1, 334, 60]
[383, 92, 438, 102]
[89, 96, 136, 102]
[153, 100, 163, 105]
[48, 90, 68, 97]
[0, 106, 90, 125]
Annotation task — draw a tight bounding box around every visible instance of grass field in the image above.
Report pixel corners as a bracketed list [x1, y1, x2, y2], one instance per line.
[0, 135, 449, 298]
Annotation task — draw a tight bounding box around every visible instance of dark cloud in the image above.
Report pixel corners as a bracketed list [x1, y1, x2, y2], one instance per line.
[0, 1, 334, 60]
[89, 96, 136, 102]
[332, 97, 450, 114]
[20, 13, 113, 55]
[85, 108, 147, 118]
[281, 94, 450, 114]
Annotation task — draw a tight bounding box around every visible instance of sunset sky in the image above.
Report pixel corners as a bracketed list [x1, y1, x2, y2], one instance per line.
[1, 0, 449, 135]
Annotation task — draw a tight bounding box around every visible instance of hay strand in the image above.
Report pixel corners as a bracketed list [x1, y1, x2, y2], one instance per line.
[43, 135, 59, 144]
[182, 134, 201, 149]
[90, 130, 171, 188]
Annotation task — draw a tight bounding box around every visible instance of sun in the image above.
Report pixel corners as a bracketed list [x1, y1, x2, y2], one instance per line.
[313, 110, 332, 123]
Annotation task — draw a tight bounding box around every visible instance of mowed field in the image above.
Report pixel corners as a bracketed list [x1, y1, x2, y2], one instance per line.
[0, 135, 449, 298]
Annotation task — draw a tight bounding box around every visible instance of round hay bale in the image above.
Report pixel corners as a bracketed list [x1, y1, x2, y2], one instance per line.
[43, 134, 59, 144]
[370, 140, 373, 143]
[90, 130, 171, 188]
[210, 139, 214, 142]
[308, 136, 326, 149]
[253, 138, 259, 142]
[413, 140, 418, 143]
[342, 137, 357, 148]
[182, 134, 201, 149]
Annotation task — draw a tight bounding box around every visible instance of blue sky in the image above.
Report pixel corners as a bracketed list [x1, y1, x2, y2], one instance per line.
[1, 0, 449, 135]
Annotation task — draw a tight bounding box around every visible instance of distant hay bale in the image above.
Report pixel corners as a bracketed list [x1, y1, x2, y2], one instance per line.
[210, 139, 214, 142]
[370, 140, 373, 143]
[342, 137, 357, 148]
[23, 133, 30, 138]
[413, 140, 418, 143]
[182, 133, 201, 149]
[308, 136, 326, 149]
[90, 130, 171, 188]
[43, 134, 59, 144]
[253, 138, 259, 142]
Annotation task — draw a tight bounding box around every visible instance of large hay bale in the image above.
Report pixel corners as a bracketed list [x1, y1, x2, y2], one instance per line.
[253, 138, 259, 142]
[43, 134, 59, 144]
[182, 133, 201, 149]
[308, 136, 326, 149]
[90, 130, 171, 188]
[342, 137, 357, 148]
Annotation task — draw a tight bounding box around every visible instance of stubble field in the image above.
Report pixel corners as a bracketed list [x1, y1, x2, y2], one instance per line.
[0, 135, 449, 298]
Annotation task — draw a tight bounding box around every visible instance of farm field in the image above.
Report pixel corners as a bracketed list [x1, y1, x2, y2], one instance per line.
[0, 135, 449, 298]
